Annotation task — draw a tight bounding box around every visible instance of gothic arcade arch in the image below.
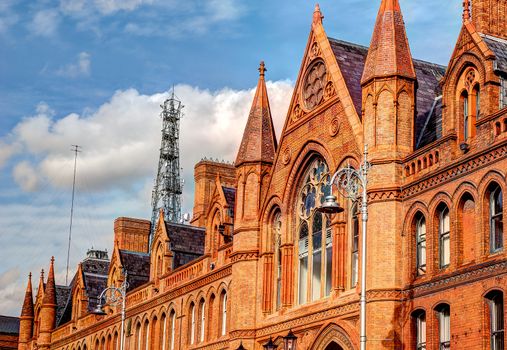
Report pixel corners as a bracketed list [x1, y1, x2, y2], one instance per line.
[309, 323, 356, 350]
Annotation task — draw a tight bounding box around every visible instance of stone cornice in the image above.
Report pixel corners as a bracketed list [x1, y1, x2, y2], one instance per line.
[229, 250, 259, 263]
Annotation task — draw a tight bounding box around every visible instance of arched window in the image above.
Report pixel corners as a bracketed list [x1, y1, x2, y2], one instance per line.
[485, 291, 504, 350]
[415, 214, 426, 275]
[435, 304, 450, 350]
[438, 205, 451, 268]
[490, 185, 504, 253]
[199, 299, 205, 342]
[143, 320, 149, 350]
[189, 303, 195, 345]
[296, 157, 332, 304]
[273, 211, 282, 310]
[474, 84, 481, 118]
[463, 91, 470, 141]
[412, 310, 426, 350]
[113, 332, 118, 350]
[351, 203, 359, 287]
[220, 292, 227, 336]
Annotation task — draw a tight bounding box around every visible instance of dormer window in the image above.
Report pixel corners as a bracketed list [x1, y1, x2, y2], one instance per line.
[458, 68, 480, 142]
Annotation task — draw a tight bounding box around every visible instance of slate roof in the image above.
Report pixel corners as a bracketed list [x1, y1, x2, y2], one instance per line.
[222, 186, 236, 209]
[482, 34, 507, 74]
[0, 316, 19, 335]
[328, 37, 446, 149]
[119, 250, 150, 291]
[55, 286, 71, 325]
[165, 222, 205, 269]
[82, 258, 109, 311]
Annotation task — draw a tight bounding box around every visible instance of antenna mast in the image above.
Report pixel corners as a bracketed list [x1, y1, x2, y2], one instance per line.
[66, 144, 81, 285]
[150, 89, 184, 246]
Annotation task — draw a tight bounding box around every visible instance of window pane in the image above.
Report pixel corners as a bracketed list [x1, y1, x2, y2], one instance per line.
[299, 256, 308, 304]
[312, 250, 322, 301]
[417, 217, 427, 274]
[442, 235, 450, 267]
[351, 252, 358, 286]
[325, 245, 332, 296]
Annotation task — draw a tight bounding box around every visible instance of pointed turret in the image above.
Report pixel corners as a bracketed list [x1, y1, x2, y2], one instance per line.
[38, 257, 57, 349]
[235, 61, 277, 167]
[361, 0, 416, 158]
[36, 269, 44, 299]
[18, 273, 34, 350]
[361, 0, 415, 85]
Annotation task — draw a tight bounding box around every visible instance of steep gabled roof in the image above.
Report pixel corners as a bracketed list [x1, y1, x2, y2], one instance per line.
[165, 222, 205, 269]
[118, 250, 150, 291]
[481, 34, 507, 74]
[235, 61, 277, 166]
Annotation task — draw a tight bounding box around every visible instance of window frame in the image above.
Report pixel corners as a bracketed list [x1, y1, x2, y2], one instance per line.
[437, 305, 451, 350]
[416, 215, 427, 275]
[439, 206, 451, 269]
[486, 291, 504, 350]
[490, 185, 504, 253]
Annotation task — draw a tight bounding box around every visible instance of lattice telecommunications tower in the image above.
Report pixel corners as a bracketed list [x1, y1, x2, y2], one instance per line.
[150, 90, 183, 244]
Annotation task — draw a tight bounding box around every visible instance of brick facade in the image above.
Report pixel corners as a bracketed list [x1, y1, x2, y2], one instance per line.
[18, 1, 507, 350]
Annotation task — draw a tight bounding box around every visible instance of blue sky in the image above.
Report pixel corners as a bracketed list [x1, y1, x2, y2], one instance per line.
[0, 0, 462, 315]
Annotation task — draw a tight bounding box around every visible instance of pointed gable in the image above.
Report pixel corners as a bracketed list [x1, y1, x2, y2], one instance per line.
[235, 61, 277, 167]
[361, 0, 416, 84]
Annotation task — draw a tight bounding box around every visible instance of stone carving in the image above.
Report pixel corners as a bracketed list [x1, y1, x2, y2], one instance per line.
[303, 60, 327, 110]
[310, 41, 321, 58]
[324, 81, 336, 100]
[329, 117, 341, 137]
[292, 103, 304, 123]
[282, 147, 291, 165]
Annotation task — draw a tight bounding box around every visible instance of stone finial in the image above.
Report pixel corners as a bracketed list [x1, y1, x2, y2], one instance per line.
[258, 61, 266, 78]
[313, 3, 324, 24]
[462, 0, 471, 22]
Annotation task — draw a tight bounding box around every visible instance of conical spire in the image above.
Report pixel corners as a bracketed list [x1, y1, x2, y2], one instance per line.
[21, 273, 34, 317]
[361, 0, 415, 84]
[37, 269, 45, 298]
[235, 61, 277, 167]
[42, 257, 56, 307]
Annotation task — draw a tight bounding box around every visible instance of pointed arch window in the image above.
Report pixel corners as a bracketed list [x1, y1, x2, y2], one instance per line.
[169, 311, 176, 350]
[296, 157, 332, 304]
[220, 292, 227, 336]
[189, 303, 195, 345]
[490, 185, 504, 253]
[199, 299, 205, 342]
[439, 206, 451, 268]
[463, 91, 470, 141]
[273, 211, 282, 310]
[416, 215, 427, 275]
[160, 314, 166, 350]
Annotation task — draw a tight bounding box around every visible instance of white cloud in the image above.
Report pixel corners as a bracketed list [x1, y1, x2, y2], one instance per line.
[94, 0, 153, 15]
[0, 0, 19, 34]
[0, 81, 293, 315]
[29, 9, 60, 37]
[13, 161, 40, 192]
[57, 52, 91, 78]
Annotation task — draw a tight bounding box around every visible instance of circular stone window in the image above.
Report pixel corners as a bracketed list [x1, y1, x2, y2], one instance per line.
[303, 60, 327, 110]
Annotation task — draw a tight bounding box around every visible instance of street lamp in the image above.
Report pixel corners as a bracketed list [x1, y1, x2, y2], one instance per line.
[92, 270, 129, 350]
[317, 144, 370, 350]
[282, 330, 297, 350]
[263, 337, 277, 350]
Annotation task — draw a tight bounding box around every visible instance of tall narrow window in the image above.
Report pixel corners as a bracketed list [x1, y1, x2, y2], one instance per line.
[463, 92, 470, 140]
[413, 311, 426, 350]
[351, 206, 359, 287]
[136, 323, 141, 350]
[296, 157, 331, 303]
[439, 206, 451, 268]
[416, 215, 427, 275]
[475, 85, 481, 118]
[325, 216, 332, 296]
[437, 305, 451, 350]
[486, 291, 504, 350]
[500, 77, 507, 109]
[298, 221, 309, 304]
[221, 293, 227, 336]
[170, 311, 176, 350]
[273, 212, 282, 310]
[189, 303, 195, 345]
[161, 315, 166, 350]
[490, 185, 504, 253]
[312, 212, 323, 301]
[199, 300, 205, 342]
[143, 321, 149, 350]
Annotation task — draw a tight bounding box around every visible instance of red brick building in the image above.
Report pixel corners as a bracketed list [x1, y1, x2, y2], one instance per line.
[17, 0, 507, 349]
